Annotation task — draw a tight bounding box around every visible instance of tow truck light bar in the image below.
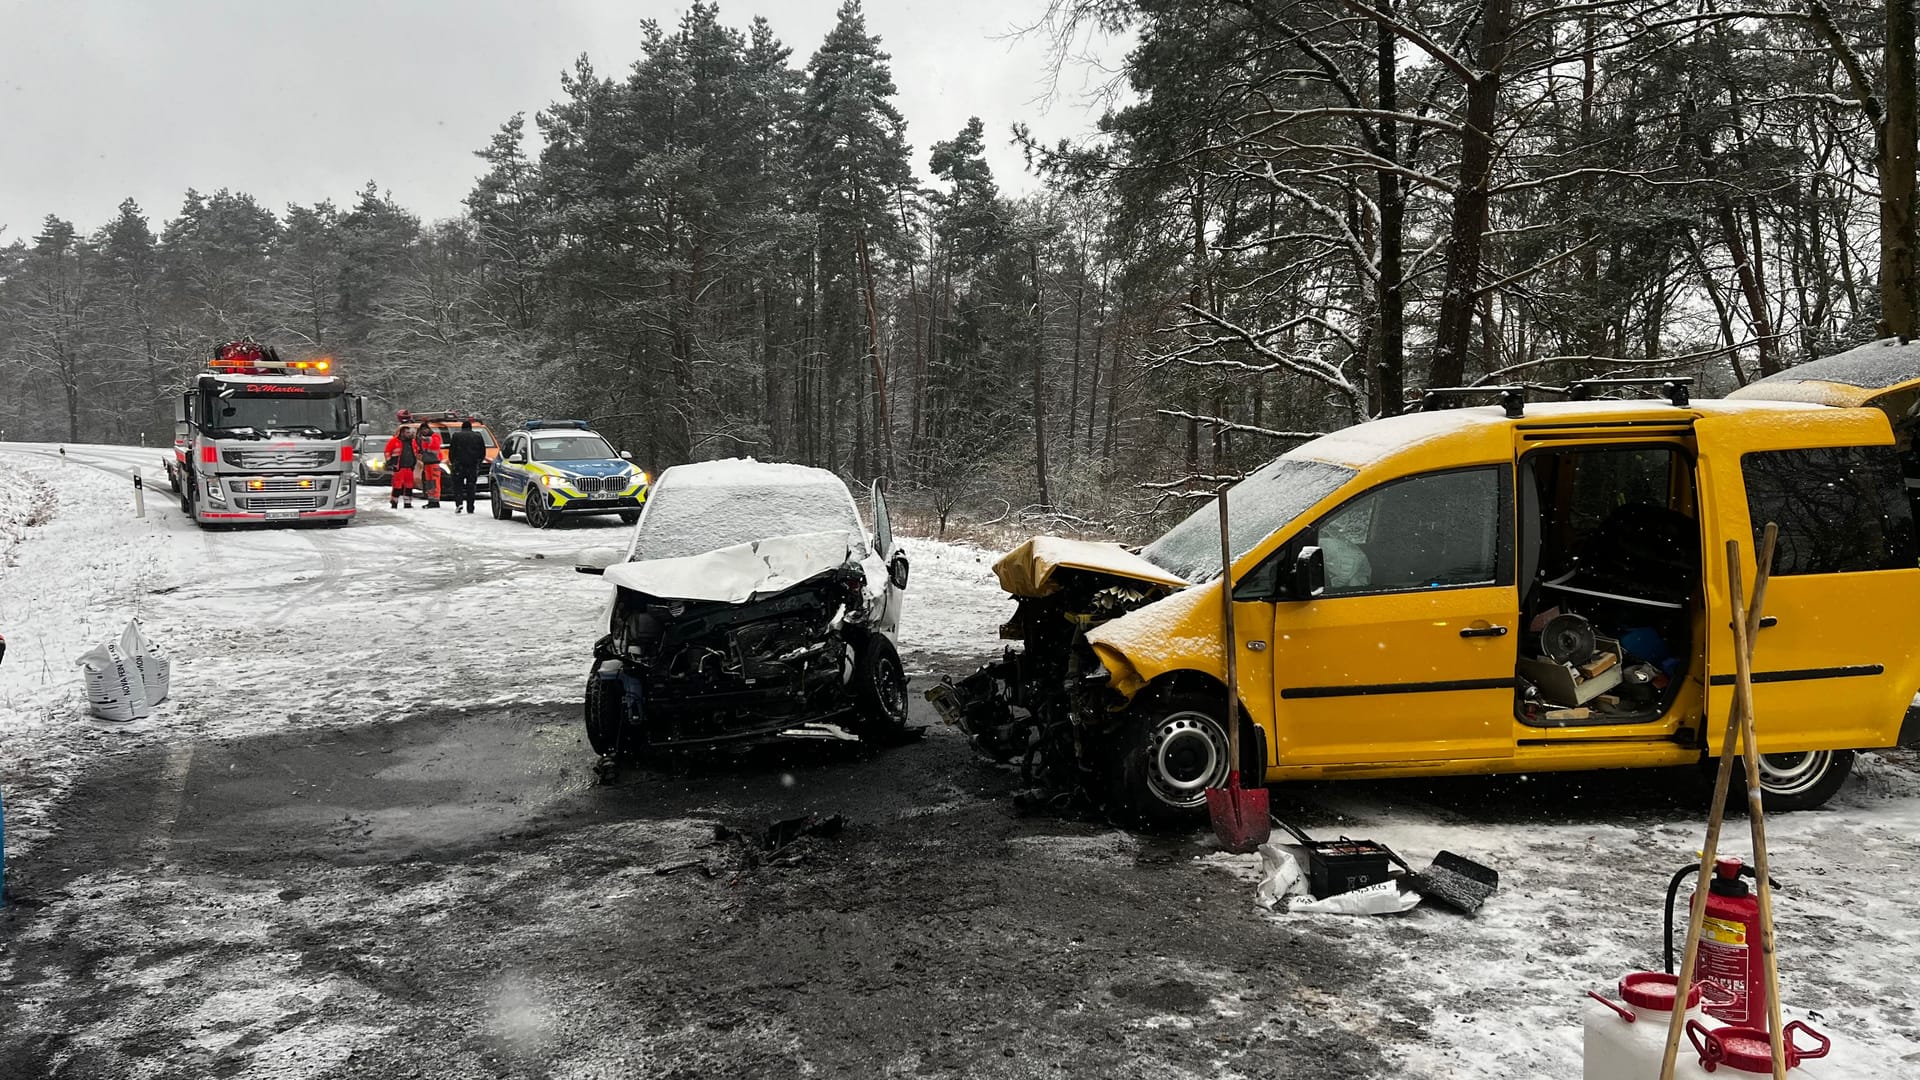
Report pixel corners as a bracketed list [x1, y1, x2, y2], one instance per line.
[209, 340, 334, 375]
[209, 357, 333, 375]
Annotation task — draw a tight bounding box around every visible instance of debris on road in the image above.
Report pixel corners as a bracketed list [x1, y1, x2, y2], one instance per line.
[712, 812, 847, 868]
[1406, 850, 1500, 916]
[1258, 820, 1499, 917]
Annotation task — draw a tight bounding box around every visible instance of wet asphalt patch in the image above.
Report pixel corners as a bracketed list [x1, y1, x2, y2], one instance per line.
[0, 685, 1395, 1080]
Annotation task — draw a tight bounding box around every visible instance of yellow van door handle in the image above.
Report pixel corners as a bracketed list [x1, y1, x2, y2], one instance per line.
[1459, 624, 1508, 638]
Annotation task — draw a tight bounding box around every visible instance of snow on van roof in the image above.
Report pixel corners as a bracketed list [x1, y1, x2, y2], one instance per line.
[1293, 397, 1848, 469]
[1288, 406, 1514, 468]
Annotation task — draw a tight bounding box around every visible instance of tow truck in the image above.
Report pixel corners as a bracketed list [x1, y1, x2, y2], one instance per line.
[169, 340, 364, 528]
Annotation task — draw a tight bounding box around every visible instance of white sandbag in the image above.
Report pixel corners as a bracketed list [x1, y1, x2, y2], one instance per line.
[119, 620, 170, 705]
[77, 638, 150, 722]
[1255, 843, 1312, 910]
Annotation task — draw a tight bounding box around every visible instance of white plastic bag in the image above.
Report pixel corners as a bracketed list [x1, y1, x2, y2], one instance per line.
[120, 620, 170, 705]
[1284, 879, 1421, 916]
[78, 638, 150, 722]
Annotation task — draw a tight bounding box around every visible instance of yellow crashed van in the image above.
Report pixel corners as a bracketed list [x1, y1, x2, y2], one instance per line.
[933, 345, 1920, 823]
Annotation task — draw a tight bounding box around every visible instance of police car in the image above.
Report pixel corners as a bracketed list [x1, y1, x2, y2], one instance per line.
[490, 420, 648, 528]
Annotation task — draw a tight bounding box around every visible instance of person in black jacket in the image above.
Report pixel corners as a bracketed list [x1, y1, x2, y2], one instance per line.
[446, 419, 487, 514]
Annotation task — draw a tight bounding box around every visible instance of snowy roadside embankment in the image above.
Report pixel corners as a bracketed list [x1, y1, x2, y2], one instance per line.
[893, 535, 1011, 672]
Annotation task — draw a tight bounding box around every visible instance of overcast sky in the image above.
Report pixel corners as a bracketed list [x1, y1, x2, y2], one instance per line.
[0, 0, 1127, 241]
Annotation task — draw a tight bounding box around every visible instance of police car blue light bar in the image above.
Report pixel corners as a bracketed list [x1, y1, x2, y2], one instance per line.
[524, 419, 592, 430]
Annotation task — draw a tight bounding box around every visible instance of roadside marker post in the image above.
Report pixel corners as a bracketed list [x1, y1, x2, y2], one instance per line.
[133, 468, 145, 518]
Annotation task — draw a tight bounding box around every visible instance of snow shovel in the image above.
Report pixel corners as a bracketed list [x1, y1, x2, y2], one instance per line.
[1206, 482, 1269, 853]
[1408, 850, 1499, 916]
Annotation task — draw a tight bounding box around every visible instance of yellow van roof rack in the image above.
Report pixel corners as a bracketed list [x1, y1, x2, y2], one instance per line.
[1419, 385, 1528, 418]
[1564, 377, 1691, 407]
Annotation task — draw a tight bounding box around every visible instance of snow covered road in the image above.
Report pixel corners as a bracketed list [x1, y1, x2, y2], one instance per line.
[0, 442, 1010, 852]
[2, 442, 1917, 1078]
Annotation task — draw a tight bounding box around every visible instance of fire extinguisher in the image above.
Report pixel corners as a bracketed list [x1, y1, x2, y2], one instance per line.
[1664, 856, 1777, 1026]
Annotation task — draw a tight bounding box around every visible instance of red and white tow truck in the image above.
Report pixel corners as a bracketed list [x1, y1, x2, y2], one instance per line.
[167, 340, 365, 528]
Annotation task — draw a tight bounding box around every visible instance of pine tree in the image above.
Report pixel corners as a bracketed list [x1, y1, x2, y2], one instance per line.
[802, 0, 915, 479]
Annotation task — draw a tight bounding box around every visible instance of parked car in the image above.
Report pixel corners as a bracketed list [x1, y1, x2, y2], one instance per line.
[574, 458, 910, 758]
[354, 431, 394, 488]
[491, 420, 646, 527]
[936, 354, 1920, 824]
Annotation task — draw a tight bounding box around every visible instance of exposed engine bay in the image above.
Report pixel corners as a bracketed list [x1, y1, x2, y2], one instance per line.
[929, 568, 1173, 798]
[588, 561, 906, 755]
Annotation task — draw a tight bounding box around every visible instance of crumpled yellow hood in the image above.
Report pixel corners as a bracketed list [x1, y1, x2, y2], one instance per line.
[993, 536, 1189, 598]
[1083, 581, 1223, 699]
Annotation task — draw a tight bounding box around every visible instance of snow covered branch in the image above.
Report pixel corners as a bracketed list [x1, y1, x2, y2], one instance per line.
[1156, 409, 1326, 441]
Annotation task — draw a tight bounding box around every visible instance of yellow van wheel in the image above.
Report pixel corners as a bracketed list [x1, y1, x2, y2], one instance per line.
[1722, 749, 1855, 812]
[1752, 749, 1855, 811]
[1109, 692, 1233, 826]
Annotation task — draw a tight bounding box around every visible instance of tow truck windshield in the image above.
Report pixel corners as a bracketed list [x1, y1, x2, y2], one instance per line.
[204, 389, 353, 438]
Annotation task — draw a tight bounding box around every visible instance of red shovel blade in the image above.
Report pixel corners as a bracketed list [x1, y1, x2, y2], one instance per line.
[1206, 771, 1271, 853]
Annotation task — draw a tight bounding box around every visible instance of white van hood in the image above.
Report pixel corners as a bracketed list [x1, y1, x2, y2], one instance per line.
[603, 530, 861, 604]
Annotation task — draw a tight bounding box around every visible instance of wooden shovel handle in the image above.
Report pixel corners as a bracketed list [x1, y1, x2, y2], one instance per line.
[1218, 485, 1240, 774]
[1658, 524, 1777, 1080]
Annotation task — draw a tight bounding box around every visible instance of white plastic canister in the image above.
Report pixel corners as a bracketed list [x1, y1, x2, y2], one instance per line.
[1583, 972, 1714, 1080]
[1587, 974, 1858, 1079]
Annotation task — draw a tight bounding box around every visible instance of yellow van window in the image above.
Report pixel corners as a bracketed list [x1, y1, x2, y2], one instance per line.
[1313, 467, 1503, 594]
[1744, 446, 1918, 575]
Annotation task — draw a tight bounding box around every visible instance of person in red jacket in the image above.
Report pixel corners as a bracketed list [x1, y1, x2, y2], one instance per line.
[384, 426, 419, 509]
[417, 423, 445, 508]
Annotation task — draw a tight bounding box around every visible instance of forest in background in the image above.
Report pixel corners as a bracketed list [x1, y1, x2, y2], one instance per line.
[3, 0, 1917, 538]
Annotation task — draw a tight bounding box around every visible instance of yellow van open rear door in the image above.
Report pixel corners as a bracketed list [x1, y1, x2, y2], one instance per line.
[1694, 402, 1920, 754]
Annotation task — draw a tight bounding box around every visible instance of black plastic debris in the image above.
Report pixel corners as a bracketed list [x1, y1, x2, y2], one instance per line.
[1409, 851, 1500, 916]
[712, 813, 847, 868]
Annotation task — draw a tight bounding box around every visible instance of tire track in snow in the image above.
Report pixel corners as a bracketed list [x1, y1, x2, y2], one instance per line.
[263, 528, 350, 629]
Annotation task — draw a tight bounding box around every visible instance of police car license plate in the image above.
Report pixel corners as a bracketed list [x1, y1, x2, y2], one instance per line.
[265, 510, 297, 521]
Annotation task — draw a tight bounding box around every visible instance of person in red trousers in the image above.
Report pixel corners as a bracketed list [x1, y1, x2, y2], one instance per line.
[384, 425, 420, 509]
[417, 422, 445, 508]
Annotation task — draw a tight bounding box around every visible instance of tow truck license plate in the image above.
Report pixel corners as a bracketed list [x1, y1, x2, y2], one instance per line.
[265, 510, 297, 521]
